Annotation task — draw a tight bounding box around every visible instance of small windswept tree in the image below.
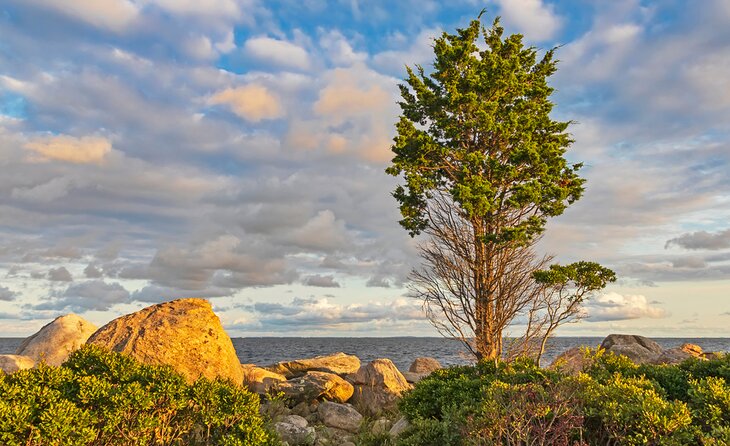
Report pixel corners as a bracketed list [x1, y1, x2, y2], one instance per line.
[386, 12, 614, 361]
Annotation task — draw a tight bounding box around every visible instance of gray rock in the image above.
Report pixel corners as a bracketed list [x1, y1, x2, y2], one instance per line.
[389, 416, 410, 437]
[275, 420, 315, 445]
[652, 347, 694, 365]
[549, 347, 589, 375]
[16, 314, 97, 366]
[371, 418, 391, 435]
[401, 371, 428, 383]
[0, 355, 35, 374]
[280, 414, 309, 429]
[318, 401, 363, 433]
[600, 334, 663, 364]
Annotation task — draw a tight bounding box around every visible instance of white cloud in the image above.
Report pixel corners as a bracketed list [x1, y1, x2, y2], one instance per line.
[209, 84, 284, 122]
[372, 28, 440, 74]
[586, 292, 669, 322]
[26, 0, 139, 32]
[24, 135, 112, 164]
[244, 37, 311, 70]
[318, 29, 367, 66]
[11, 177, 75, 203]
[495, 0, 563, 41]
[146, 0, 240, 17]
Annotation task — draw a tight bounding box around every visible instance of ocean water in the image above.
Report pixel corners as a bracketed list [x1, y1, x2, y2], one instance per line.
[2, 337, 729, 371]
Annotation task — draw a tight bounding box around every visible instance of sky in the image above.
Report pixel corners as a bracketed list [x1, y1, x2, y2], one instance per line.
[1, 0, 729, 338]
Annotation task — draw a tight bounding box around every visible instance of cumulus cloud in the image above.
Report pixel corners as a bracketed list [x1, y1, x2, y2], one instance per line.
[303, 274, 341, 288]
[24, 135, 112, 164]
[237, 296, 424, 331]
[666, 229, 730, 251]
[318, 30, 367, 66]
[586, 293, 669, 322]
[244, 37, 311, 70]
[37, 280, 130, 311]
[209, 84, 284, 122]
[24, 0, 139, 32]
[0, 286, 18, 301]
[48, 266, 73, 282]
[495, 0, 563, 41]
[84, 264, 103, 278]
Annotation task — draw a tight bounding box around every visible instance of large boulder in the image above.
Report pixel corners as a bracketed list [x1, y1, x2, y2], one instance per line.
[600, 334, 663, 364]
[16, 314, 97, 366]
[279, 371, 354, 403]
[317, 401, 363, 433]
[266, 352, 360, 378]
[348, 359, 411, 416]
[0, 355, 35, 374]
[87, 298, 242, 384]
[242, 364, 287, 394]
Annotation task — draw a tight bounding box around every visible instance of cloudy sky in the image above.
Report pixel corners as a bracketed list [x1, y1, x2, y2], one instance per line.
[1, 0, 729, 338]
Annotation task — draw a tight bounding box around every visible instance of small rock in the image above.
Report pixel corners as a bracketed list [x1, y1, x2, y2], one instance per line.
[680, 343, 703, 357]
[291, 402, 311, 418]
[267, 353, 361, 379]
[280, 414, 309, 429]
[16, 314, 97, 366]
[0, 355, 35, 374]
[279, 371, 354, 403]
[389, 416, 410, 437]
[702, 352, 723, 360]
[318, 401, 363, 433]
[339, 442, 356, 446]
[408, 357, 441, 374]
[275, 421, 315, 445]
[401, 371, 428, 383]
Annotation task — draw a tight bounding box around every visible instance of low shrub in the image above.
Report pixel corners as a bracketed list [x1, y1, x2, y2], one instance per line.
[397, 351, 730, 446]
[0, 345, 279, 446]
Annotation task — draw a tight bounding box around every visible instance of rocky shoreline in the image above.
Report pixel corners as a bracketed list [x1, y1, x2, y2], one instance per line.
[0, 298, 725, 446]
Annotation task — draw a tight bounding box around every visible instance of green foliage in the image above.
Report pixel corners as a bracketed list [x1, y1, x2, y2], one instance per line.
[0, 345, 279, 446]
[397, 353, 730, 446]
[386, 14, 583, 244]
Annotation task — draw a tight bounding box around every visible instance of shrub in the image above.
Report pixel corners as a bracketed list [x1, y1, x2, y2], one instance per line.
[0, 345, 279, 446]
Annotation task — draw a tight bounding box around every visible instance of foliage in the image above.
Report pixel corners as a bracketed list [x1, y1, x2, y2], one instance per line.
[0, 345, 279, 446]
[396, 353, 730, 446]
[385, 11, 611, 361]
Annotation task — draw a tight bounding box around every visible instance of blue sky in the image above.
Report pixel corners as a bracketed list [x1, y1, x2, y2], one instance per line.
[1, 0, 729, 337]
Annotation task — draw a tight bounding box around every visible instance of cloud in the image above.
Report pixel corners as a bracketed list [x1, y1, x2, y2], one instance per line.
[48, 266, 73, 282]
[148, 0, 241, 18]
[235, 296, 425, 331]
[318, 30, 367, 66]
[36, 280, 130, 311]
[303, 274, 341, 288]
[495, 0, 563, 41]
[0, 286, 17, 301]
[25, 0, 139, 32]
[244, 37, 311, 70]
[372, 28, 439, 74]
[586, 292, 669, 322]
[84, 264, 103, 278]
[314, 68, 391, 117]
[24, 135, 112, 164]
[11, 177, 76, 203]
[209, 84, 284, 122]
[666, 229, 730, 251]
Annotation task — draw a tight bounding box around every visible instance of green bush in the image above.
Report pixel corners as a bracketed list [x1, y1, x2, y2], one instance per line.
[0, 345, 279, 446]
[397, 352, 730, 446]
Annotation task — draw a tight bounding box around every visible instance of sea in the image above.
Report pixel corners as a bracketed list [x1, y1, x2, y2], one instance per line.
[2, 337, 729, 371]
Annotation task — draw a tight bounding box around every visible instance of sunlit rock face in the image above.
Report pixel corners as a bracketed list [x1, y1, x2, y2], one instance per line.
[16, 314, 97, 367]
[88, 298, 243, 384]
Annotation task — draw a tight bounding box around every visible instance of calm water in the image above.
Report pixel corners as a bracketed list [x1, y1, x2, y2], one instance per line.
[2, 337, 729, 371]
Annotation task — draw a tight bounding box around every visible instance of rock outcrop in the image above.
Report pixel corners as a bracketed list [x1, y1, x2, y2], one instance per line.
[279, 371, 355, 403]
[0, 355, 35, 374]
[242, 364, 287, 393]
[15, 314, 97, 366]
[266, 352, 360, 379]
[600, 334, 663, 364]
[349, 358, 411, 416]
[87, 298, 242, 384]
